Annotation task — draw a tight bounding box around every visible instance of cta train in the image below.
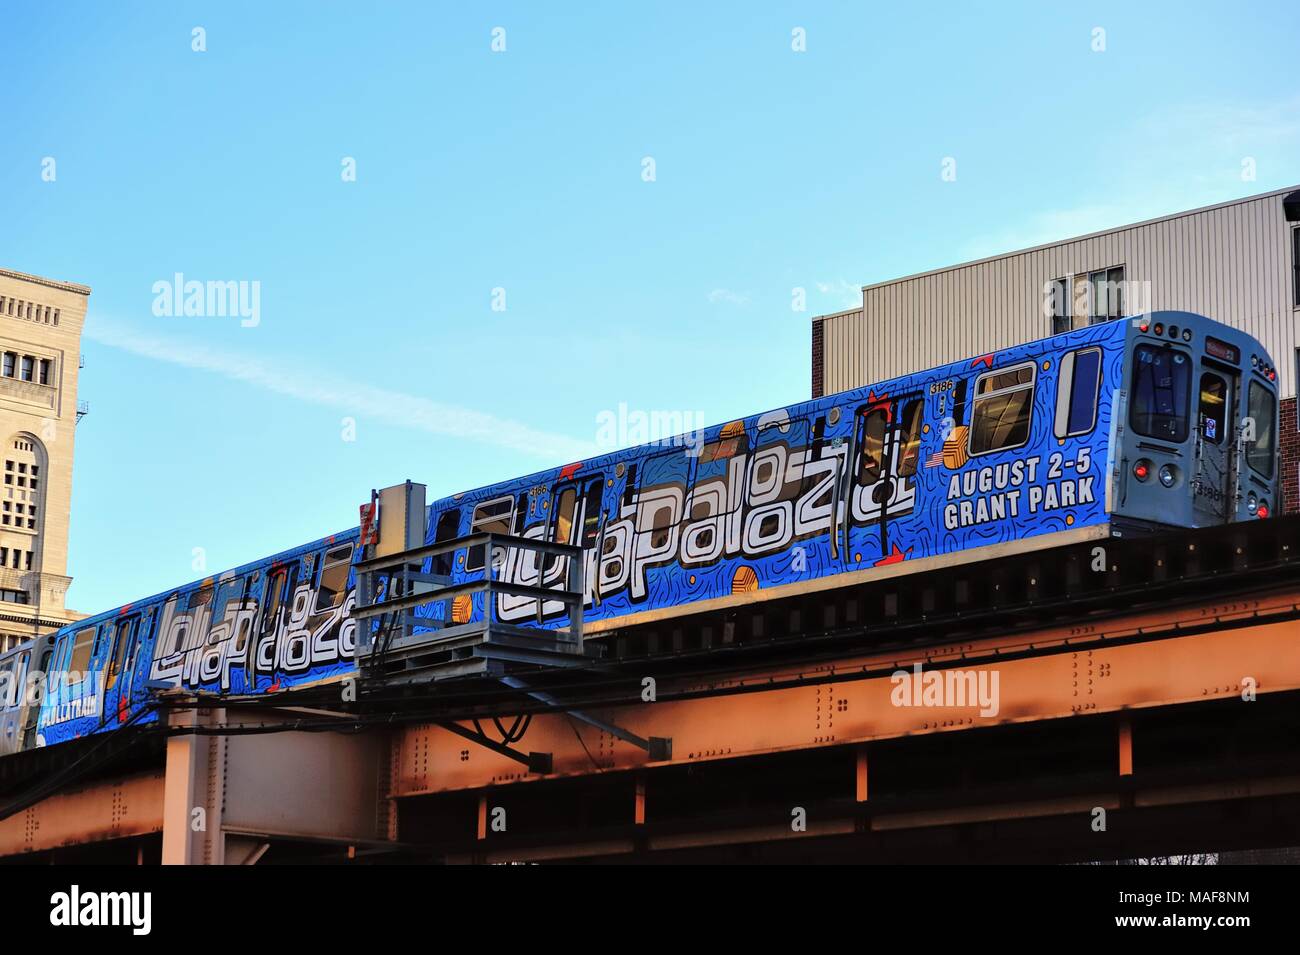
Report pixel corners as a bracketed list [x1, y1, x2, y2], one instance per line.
[2, 310, 1278, 753]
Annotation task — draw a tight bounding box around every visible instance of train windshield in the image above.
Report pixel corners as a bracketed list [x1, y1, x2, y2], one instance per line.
[1130, 345, 1191, 442]
[1246, 381, 1276, 477]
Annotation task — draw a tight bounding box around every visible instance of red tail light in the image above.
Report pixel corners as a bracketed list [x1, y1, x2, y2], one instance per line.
[1133, 461, 1150, 481]
[1258, 504, 1269, 519]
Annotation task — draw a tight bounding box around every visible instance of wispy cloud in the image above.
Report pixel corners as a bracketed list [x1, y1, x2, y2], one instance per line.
[815, 279, 861, 309]
[707, 287, 750, 306]
[960, 95, 1300, 261]
[85, 318, 598, 461]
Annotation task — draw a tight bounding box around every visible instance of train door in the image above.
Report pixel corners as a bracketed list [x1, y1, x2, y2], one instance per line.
[254, 562, 299, 686]
[463, 493, 524, 624]
[543, 475, 604, 612]
[102, 613, 141, 725]
[849, 396, 924, 561]
[0, 650, 25, 756]
[24, 642, 51, 750]
[1193, 363, 1238, 525]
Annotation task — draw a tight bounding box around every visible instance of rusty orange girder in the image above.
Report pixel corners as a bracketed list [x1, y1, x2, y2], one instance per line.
[393, 589, 1300, 798]
[0, 770, 163, 855]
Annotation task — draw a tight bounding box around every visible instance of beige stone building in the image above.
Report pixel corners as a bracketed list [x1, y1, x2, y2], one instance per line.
[0, 268, 88, 649]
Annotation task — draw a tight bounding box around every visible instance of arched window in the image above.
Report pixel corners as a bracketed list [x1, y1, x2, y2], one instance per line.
[2, 435, 45, 536]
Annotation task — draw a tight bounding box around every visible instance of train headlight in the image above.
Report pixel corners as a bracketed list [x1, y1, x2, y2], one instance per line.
[1158, 464, 1178, 488]
[1248, 492, 1258, 514]
[1133, 459, 1152, 482]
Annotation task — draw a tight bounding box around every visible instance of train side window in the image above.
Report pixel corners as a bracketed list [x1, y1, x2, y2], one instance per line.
[467, 496, 515, 572]
[636, 452, 690, 548]
[1055, 347, 1102, 438]
[857, 408, 888, 483]
[431, 508, 461, 576]
[1246, 382, 1276, 478]
[896, 399, 924, 478]
[189, 585, 214, 612]
[1198, 373, 1228, 445]
[554, 487, 578, 545]
[314, 544, 355, 612]
[1130, 345, 1191, 442]
[969, 363, 1036, 455]
[753, 418, 810, 503]
[0, 659, 14, 709]
[67, 626, 96, 675]
[698, 432, 747, 464]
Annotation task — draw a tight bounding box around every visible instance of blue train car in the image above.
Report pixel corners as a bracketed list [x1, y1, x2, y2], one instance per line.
[35, 529, 360, 747]
[0, 633, 54, 756]
[29, 310, 1279, 751]
[426, 310, 1278, 635]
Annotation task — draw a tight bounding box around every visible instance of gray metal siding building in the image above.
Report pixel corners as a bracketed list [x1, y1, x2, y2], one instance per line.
[813, 186, 1300, 398]
[810, 186, 1300, 511]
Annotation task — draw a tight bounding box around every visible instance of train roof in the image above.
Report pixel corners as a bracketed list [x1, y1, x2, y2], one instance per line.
[58, 524, 362, 638]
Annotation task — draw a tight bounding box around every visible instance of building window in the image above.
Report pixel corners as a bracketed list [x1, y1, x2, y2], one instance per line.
[0, 589, 28, 605]
[1293, 226, 1300, 308]
[1, 353, 13, 378]
[38, 359, 51, 385]
[1089, 266, 1125, 323]
[1047, 278, 1071, 335]
[19, 356, 33, 382]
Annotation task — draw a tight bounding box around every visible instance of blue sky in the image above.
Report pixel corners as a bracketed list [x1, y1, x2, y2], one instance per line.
[2, 1, 1298, 615]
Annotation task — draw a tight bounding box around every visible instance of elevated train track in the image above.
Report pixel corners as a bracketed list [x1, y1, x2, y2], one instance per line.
[3, 514, 1300, 863]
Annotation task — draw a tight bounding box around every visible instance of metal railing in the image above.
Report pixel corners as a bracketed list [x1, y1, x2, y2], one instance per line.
[352, 531, 588, 681]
